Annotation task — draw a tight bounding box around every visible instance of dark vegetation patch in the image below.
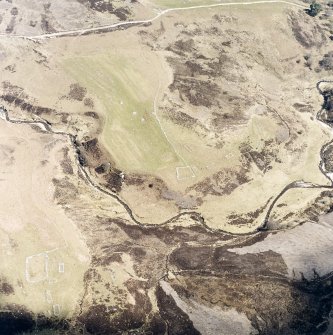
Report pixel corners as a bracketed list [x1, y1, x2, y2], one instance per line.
[0, 94, 55, 115]
[169, 245, 287, 277]
[95, 162, 110, 174]
[164, 32, 248, 131]
[174, 271, 333, 335]
[79, 303, 150, 334]
[52, 177, 78, 204]
[288, 11, 326, 49]
[301, 192, 329, 222]
[130, 246, 147, 258]
[0, 144, 15, 166]
[165, 38, 228, 109]
[60, 112, 69, 123]
[77, 0, 131, 20]
[287, 277, 333, 335]
[75, 136, 128, 194]
[167, 234, 333, 333]
[69, 194, 333, 335]
[2, 81, 23, 92]
[162, 108, 198, 128]
[320, 89, 333, 124]
[319, 51, 333, 71]
[304, 54, 313, 69]
[40, 14, 56, 33]
[206, 53, 235, 77]
[188, 167, 250, 197]
[156, 285, 199, 335]
[227, 200, 269, 226]
[211, 107, 247, 129]
[184, 59, 211, 76]
[79, 304, 116, 334]
[30, 20, 37, 27]
[113, 8, 130, 21]
[40, 3, 56, 33]
[0, 307, 34, 335]
[94, 163, 123, 193]
[5, 7, 19, 34]
[84, 97, 95, 108]
[271, 190, 333, 228]
[5, 17, 16, 34]
[61, 147, 74, 175]
[124, 174, 164, 189]
[81, 138, 102, 160]
[0, 305, 69, 335]
[78, 268, 158, 334]
[99, 252, 123, 265]
[4, 64, 16, 73]
[240, 140, 277, 173]
[32, 48, 48, 66]
[10, 7, 18, 15]
[0, 277, 14, 295]
[112, 219, 229, 246]
[105, 169, 123, 193]
[166, 39, 196, 57]
[84, 111, 99, 119]
[322, 144, 333, 171]
[123, 174, 146, 187]
[68, 83, 87, 101]
[293, 102, 313, 113]
[169, 76, 220, 107]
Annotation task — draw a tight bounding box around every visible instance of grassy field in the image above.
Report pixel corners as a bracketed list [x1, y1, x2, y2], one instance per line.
[63, 53, 181, 174]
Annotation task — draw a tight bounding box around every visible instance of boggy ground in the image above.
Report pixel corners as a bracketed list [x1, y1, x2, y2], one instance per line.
[2, 130, 333, 334]
[0, 107, 332, 334]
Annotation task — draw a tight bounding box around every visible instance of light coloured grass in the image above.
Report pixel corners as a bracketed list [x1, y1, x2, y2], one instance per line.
[63, 54, 181, 174]
[0, 121, 89, 317]
[146, 0, 294, 9]
[0, 3, 331, 233]
[150, 0, 222, 8]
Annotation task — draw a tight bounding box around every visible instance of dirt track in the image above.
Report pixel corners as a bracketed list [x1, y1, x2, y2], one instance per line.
[1, 78, 332, 235]
[0, 0, 306, 40]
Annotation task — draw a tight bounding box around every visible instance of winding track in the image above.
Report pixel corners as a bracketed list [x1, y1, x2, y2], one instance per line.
[1, 80, 333, 236]
[0, 0, 331, 236]
[0, 0, 307, 40]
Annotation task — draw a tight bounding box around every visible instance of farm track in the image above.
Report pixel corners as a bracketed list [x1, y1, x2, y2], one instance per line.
[1, 76, 333, 237]
[0, 0, 307, 40]
[0, 0, 331, 236]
